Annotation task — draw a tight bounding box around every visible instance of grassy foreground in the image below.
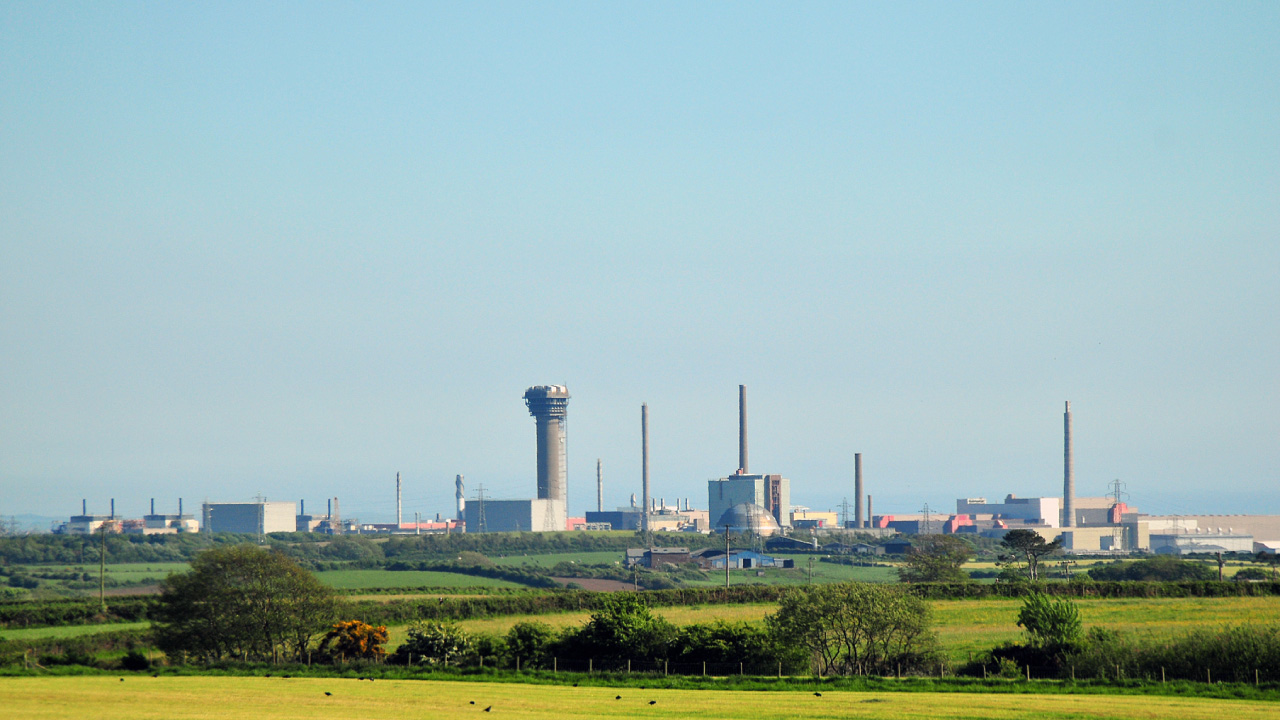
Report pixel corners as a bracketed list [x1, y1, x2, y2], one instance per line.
[2, 676, 1276, 720]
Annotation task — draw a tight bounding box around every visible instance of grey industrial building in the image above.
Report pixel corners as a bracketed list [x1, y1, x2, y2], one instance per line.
[202, 501, 296, 535]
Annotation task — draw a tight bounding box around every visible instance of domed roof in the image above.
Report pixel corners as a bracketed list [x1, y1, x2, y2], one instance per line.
[716, 503, 782, 536]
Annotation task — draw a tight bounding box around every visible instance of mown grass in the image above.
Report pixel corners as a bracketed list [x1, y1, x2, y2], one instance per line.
[487, 551, 625, 567]
[2, 676, 1276, 719]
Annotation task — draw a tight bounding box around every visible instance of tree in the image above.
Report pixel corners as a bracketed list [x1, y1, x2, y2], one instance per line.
[153, 544, 338, 662]
[1255, 551, 1280, 580]
[997, 530, 1062, 582]
[560, 594, 675, 668]
[318, 620, 389, 661]
[898, 535, 974, 583]
[505, 621, 558, 668]
[1017, 592, 1083, 653]
[766, 583, 938, 676]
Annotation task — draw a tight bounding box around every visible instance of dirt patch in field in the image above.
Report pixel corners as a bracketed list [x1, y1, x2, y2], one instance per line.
[551, 577, 633, 591]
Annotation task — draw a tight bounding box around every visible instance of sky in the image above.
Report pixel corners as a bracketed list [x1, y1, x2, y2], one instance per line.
[2, 3, 1277, 526]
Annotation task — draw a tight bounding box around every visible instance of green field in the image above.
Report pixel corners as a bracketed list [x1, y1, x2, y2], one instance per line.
[314, 569, 529, 589]
[0, 621, 150, 642]
[488, 551, 626, 567]
[1, 677, 1275, 719]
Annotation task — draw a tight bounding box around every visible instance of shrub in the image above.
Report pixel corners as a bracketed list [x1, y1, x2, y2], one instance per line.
[390, 622, 473, 665]
[318, 620, 389, 661]
[1017, 591, 1083, 653]
[120, 649, 151, 671]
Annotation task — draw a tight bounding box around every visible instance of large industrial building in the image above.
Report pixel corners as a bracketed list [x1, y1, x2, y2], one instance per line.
[202, 501, 296, 535]
[706, 386, 792, 531]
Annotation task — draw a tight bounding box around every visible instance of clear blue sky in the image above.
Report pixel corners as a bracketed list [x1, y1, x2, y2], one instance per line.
[2, 3, 1277, 524]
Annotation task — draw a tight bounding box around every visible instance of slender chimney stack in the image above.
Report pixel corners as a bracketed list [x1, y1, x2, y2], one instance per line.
[1064, 401, 1075, 528]
[110, 498, 115, 518]
[455, 475, 466, 522]
[738, 385, 749, 473]
[82, 499, 86, 515]
[596, 459, 603, 513]
[300, 499, 305, 515]
[867, 495, 873, 527]
[641, 403, 650, 533]
[396, 472, 402, 528]
[327, 498, 332, 519]
[178, 498, 183, 516]
[150, 498, 155, 516]
[854, 453, 864, 528]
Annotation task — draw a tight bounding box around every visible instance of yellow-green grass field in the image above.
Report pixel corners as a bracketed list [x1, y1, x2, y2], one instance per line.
[1, 676, 1275, 720]
[402, 596, 1280, 663]
[0, 621, 150, 642]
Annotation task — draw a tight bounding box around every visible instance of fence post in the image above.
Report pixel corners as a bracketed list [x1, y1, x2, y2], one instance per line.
[479, 655, 483, 669]
[897, 663, 900, 679]
[1025, 665, 1030, 681]
[1161, 667, 1165, 683]
[664, 660, 668, 676]
[740, 661, 743, 676]
[1071, 665, 1075, 681]
[554, 657, 557, 673]
[702, 661, 706, 677]
[1256, 668, 1260, 686]
[628, 659, 631, 674]
[1207, 668, 1211, 684]
[589, 658, 593, 673]
[777, 661, 781, 678]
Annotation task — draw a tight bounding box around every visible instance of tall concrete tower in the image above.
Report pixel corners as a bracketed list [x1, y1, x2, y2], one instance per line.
[395, 472, 402, 528]
[641, 403, 651, 533]
[524, 385, 570, 506]
[1064, 401, 1075, 528]
[596, 459, 603, 513]
[738, 385, 749, 473]
[455, 475, 465, 522]
[854, 453, 864, 528]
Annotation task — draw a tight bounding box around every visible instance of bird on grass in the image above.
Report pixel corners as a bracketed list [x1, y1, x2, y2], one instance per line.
[615, 696, 622, 700]
[814, 692, 822, 697]
[483, 706, 492, 712]
[649, 700, 657, 705]
[119, 678, 124, 682]
[469, 701, 475, 705]
[324, 692, 332, 696]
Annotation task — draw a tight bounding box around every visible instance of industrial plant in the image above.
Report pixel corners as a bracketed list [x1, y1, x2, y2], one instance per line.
[48, 386, 1280, 557]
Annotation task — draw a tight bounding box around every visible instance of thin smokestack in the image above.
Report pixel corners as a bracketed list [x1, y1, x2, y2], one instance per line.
[867, 495, 873, 527]
[1064, 401, 1075, 528]
[596, 459, 603, 513]
[854, 453, 864, 528]
[739, 385, 748, 473]
[82, 499, 86, 516]
[642, 403, 650, 533]
[300, 499, 305, 516]
[396, 472, 402, 528]
[110, 498, 115, 518]
[327, 497, 332, 519]
[178, 498, 183, 516]
[150, 498, 155, 516]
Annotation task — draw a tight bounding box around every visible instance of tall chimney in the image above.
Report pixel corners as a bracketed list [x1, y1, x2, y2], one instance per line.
[867, 495, 873, 527]
[596, 459, 603, 513]
[456, 475, 466, 522]
[396, 472, 402, 528]
[642, 403, 650, 533]
[82, 499, 86, 515]
[327, 497, 332, 519]
[1064, 401, 1075, 528]
[738, 385, 748, 473]
[178, 498, 183, 516]
[854, 453, 864, 528]
[300, 499, 305, 516]
[150, 498, 155, 516]
[110, 498, 115, 518]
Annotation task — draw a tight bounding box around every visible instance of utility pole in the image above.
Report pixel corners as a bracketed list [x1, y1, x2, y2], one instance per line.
[807, 556, 813, 585]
